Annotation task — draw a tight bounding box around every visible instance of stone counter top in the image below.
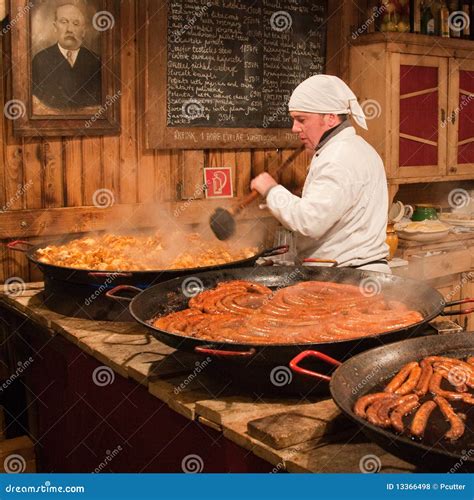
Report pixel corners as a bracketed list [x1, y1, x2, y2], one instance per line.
[0, 283, 416, 473]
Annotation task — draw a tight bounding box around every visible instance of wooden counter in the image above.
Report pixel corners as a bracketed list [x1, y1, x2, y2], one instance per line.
[0, 283, 417, 473]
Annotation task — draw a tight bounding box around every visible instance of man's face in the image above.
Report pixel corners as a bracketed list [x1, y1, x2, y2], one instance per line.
[54, 4, 86, 50]
[290, 111, 339, 151]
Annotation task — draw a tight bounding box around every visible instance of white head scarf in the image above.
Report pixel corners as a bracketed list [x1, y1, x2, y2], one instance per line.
[288, 74, 368, 130]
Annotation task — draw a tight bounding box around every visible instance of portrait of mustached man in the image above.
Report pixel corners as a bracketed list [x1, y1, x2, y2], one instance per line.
[32, 0, 101, 110]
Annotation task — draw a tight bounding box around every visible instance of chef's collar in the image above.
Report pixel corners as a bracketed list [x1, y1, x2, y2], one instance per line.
[315, 119, 352, 152]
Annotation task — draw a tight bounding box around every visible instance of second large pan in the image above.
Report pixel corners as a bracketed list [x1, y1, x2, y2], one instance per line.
[109, 266, 473, 368]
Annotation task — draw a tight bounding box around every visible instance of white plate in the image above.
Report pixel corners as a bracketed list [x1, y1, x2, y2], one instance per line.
[397, 229, 451, 242]
[439, 216, 474, 227]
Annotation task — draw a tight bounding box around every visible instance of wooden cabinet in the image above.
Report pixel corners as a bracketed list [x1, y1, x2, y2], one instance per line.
[350, 33, 474, 183]
[462, 271, 474, 331]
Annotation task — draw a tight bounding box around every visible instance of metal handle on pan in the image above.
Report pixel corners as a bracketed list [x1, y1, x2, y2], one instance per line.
[289, 350, 342, 381]
[442, 298, 474, 316]
[261, 245, 289, 258]
[105, 285, 142, 303]
[302, 258, 339, 267]
[88, 272, 133, 278]
[7, 240, 34, 252]
[194, 345, 256, 358]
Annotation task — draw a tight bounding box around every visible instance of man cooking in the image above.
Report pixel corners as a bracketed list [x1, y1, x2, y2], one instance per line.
[250, 75, 390, 273]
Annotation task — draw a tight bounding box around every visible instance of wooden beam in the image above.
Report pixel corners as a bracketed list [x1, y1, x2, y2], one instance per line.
[0, 201, 273, 240]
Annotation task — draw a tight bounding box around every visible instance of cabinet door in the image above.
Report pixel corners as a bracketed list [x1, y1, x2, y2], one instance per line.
[462, 272, 474, 332]
[391, 54, 448, 179]
[447, 58, 474, 176]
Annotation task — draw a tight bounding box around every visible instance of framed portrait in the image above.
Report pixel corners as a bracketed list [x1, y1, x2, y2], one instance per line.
[9, 0, 120, 136]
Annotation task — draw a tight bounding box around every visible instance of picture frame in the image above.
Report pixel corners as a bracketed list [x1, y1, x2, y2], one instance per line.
[8, 0, 120, 136]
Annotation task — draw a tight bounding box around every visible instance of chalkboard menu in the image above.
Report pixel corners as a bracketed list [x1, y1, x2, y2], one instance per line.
[141, 0, 327, 149]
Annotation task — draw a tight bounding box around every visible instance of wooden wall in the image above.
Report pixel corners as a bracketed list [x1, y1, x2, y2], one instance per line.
[0, 0, 357, 283]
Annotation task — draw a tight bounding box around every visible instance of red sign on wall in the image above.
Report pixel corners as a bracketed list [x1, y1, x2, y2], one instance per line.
[204, 167, 233, 198]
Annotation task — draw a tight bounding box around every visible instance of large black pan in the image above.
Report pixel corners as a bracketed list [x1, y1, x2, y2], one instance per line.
[290, 332, 474, 472]
[107, 266, 474, 367]
[7, 238, 288, 287]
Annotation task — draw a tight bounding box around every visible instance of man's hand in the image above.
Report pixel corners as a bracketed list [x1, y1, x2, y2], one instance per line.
[250, 173, 278, 197]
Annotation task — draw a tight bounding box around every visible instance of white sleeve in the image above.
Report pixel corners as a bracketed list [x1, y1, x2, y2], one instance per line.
[266, 161, 355, 239]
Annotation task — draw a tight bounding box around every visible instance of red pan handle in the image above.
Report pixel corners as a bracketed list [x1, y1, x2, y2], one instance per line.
[194, 345, 256, 358]
[88, 272, 133, 278]
[442, 298, 474, 316]
[105, 285, 142, 303]
[289, 350, 342, 381]
[7, 240, 34, 252]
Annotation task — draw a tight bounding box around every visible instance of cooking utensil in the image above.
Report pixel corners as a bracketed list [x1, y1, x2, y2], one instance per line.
[290, 332, 474, 471]
[209, 146, 304, 241]
[106, 266, 474, 366]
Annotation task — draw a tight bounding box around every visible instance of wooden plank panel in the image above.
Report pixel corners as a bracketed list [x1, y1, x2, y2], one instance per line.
[235, 150, 252, 197]
[102, 136, 121, 203]
[23, 140, 43, 210]
[41, 139, 64, 208]
[252, 150, 266, 177]
[154, 150, 173, 202]
[82, 137, 103, 207]
[119, 0, 138, 204]
[180, 150, 204, 200]
[64, 138, 83, 207]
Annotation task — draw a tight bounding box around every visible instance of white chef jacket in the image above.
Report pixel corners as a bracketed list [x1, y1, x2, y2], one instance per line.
[266, 126, 389, 269]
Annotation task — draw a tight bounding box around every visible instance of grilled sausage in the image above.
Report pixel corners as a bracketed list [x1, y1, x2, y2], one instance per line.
[415, 360, 433, 396]
[429, 371, 466, 401]
[395, 365, 422, 395]
[384, 362, 419, 393]
[390, 396, 420, 433]
[410, 400, 437, 438]
[366, 395, 398, 427]
[354, 393, 392, 418]
[434, 395, 465, 441]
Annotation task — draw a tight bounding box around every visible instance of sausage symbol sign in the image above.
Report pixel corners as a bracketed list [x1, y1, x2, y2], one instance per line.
[204, 167, 233, 198]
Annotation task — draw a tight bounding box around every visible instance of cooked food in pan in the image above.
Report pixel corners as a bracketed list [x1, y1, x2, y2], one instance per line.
[354, 355, 474, 441]
[35, 233, 258, 271]
[152, 280, 423, 344]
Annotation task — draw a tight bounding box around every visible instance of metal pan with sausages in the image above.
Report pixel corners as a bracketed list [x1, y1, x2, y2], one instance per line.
[107, 266, 474, 372]
[290, 332, 474, 471]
